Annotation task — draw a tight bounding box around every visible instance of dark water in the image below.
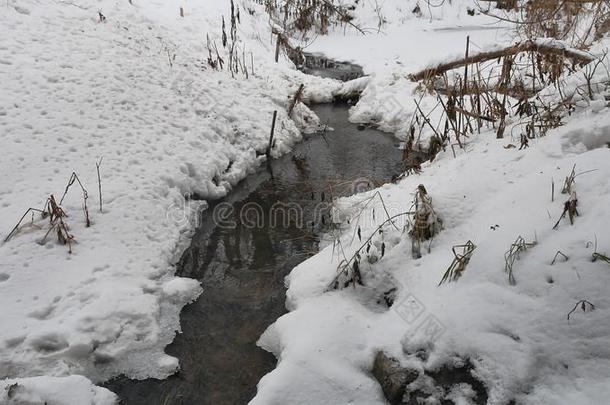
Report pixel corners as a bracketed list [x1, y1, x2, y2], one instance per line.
[300, 53, 364, 81]
[104, 104, 403, 404]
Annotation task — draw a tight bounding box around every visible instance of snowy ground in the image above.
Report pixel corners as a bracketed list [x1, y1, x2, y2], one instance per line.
[0, 0, 338, 402]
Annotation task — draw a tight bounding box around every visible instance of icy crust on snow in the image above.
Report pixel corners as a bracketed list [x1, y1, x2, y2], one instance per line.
[254, 104, 610, 404]
[0, 0, 340, 390]
[0, 375, 117, 405]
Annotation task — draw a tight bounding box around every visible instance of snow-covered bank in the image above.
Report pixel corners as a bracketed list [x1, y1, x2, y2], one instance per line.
[0, 375, 117, 405]
[253, 102, 610, 404]
[0, 0, 338, 397]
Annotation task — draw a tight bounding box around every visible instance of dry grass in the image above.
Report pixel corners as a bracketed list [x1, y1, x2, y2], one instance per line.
[409, 185, 442, 259]
[504, 235, 537, 285]
[438, 241, 477, 286]
[567, 299, 595, 321]
[4, 171, 95, 253]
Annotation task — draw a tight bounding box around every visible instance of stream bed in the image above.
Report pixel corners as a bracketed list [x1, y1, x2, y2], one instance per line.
[105, 65, 404, 404]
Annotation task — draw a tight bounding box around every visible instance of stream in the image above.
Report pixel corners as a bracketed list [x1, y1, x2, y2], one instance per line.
[105, 59, 403, 404]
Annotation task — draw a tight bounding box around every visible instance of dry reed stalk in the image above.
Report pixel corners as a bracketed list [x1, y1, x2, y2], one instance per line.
[504, 235, 537, 285]
[438, 241, 477, 285]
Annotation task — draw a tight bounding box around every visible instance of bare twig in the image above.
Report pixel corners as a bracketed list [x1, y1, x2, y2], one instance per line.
[60, 172, 90, 227]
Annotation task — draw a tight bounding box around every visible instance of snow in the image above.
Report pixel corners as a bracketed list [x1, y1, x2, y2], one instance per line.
[0, 0, 338, 399]
[0, 375, 117, 405]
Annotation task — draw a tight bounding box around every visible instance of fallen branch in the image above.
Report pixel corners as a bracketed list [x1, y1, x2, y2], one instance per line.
[409, 40, 594, 82]
[453, 106, 495, 122]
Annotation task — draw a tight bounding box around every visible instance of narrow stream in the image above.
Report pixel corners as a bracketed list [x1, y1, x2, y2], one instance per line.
[105, 62, 403, 404]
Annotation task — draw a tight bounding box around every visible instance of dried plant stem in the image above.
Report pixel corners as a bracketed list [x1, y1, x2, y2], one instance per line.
[567, 299, 595, 321]
[551, 250, 569, 265]
[439, 241, 477, 285]
[60, 172, 90, 227]
[96, 157, 103, 214]
[4, 208, 47, 243]
[288, 84, 305, 117]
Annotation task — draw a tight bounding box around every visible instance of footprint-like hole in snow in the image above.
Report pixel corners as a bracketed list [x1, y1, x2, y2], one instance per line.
[27, 304, 55, 320]
[0, 273, 9, 282]
[29, 333, 69, 353]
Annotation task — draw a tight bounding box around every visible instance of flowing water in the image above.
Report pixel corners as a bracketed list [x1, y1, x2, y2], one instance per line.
[105, 61, 404, 404]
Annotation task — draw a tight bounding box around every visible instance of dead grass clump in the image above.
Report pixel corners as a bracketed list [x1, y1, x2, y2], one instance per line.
[328, 192, 409, 290]
[42, 195, 75, 253]
[409, 185, 442, 259]
[4, 172, 95, 253]
[504, 235, 537, 285]
[590, 236, 610, 264]
[408, 36, 600, 154]
[561, 164, 577, 194]
[553, 191, 579, 229]
[265, 0, 364, 36]
[481, 0, 610, 48]
[438, 241, 477, 285]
